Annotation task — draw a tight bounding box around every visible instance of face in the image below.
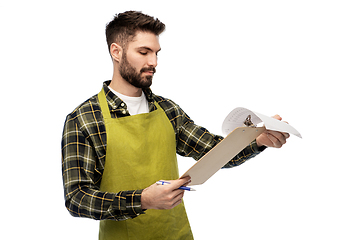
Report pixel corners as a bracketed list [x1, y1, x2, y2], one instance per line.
[119, 31, 161, 89]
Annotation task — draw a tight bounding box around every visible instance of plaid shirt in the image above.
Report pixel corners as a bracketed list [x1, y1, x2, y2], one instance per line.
[61, 81, 264, 221]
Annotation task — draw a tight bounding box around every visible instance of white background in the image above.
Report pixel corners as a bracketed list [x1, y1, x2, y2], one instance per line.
[1, 0, 343, 239]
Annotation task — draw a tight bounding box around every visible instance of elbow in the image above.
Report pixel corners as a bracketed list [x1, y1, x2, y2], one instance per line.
[64, 199, 81, 218]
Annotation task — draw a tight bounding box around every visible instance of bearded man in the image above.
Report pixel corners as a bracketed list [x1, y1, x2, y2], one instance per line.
[61, 11, 289, 240]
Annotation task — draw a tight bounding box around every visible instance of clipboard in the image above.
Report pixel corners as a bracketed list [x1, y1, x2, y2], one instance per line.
[180, 126, 266, 186]
[180, 107, 301, 186]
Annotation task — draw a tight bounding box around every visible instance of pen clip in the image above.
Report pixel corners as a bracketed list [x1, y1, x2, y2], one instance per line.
[157, 180, 169, 185]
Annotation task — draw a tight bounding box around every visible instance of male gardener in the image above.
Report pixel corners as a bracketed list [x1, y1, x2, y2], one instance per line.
[61, 11, 289, 239]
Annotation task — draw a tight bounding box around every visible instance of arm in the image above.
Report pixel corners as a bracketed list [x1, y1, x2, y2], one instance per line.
[222, 140, 265, 168]
[61, 115, 145, 221]
[173, 106, 264, 167]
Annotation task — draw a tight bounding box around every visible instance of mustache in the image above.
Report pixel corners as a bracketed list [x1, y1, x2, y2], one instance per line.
[140, 67, 156, 74]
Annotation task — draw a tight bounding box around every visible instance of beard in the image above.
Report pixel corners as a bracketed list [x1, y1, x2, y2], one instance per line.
[119, 52, 156, 89]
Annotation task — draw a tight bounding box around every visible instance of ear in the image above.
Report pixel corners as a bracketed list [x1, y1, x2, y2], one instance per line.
[110, 43, 122, 62]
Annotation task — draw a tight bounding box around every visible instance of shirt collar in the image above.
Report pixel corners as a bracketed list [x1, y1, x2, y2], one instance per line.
[102, 81, 155, 113]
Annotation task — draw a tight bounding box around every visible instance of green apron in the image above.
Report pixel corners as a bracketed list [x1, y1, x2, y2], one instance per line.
[97, 89, 193, 240]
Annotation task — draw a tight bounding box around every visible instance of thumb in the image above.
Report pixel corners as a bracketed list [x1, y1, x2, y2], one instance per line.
[175, 177, 191, 187]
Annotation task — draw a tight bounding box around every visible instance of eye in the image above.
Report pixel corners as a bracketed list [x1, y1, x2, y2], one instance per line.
[139, 52, 148, 55]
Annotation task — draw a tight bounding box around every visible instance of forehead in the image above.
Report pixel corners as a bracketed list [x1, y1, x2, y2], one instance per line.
[128, 31, 161, 51]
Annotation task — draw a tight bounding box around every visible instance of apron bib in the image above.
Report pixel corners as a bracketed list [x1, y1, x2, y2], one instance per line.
[97, 89, 193, 240]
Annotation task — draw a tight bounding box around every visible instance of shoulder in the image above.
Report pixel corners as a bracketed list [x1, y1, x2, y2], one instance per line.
[64, 94, 102, 133]
[152, 94, 194, 131]
[152, 94, 184, 117]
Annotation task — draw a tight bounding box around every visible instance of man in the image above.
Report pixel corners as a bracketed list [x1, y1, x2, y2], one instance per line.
[61, 11, 289, 239]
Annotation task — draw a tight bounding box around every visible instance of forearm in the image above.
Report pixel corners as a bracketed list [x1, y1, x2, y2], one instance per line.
[175, 116, 265, 168]
[65, 187, 145, 221]
[62, 144, 146, 220]
[222, 139, 266, 168]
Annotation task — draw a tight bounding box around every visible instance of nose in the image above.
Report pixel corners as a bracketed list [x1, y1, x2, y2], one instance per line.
[148, 54, 158, 68]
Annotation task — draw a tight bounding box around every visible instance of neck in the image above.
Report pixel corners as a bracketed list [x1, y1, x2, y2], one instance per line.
[109, 71, 142, 97]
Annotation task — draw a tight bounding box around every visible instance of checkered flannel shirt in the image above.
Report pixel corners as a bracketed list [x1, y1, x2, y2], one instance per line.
[61, 81, 264, 221]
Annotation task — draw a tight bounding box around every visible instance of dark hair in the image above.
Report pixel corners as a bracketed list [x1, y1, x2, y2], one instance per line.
[105, 11, 165, 52]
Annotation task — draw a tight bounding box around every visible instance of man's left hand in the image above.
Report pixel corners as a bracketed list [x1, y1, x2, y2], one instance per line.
[256, 115, 290, 148]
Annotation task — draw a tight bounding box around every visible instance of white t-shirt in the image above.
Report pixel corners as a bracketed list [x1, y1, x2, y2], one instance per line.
[108, 86, 149, 115]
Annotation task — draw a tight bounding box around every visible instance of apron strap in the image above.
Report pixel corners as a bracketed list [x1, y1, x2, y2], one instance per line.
[98, 88, 112, 119]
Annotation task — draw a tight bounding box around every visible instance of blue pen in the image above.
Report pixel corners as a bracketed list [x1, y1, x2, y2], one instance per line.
[156, 180, 196, 191]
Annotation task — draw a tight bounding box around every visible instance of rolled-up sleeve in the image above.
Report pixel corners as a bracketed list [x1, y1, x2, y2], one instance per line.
[168, 100, 265, 167]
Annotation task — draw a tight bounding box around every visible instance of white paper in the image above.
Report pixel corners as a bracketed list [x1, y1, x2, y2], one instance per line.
[222, 107, 302, 138]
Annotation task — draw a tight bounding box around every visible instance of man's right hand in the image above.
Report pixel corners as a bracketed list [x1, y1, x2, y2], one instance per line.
[141, 177, 191, 210]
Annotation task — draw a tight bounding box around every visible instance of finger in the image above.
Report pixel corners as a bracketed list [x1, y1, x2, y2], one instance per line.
[169, 190, 185, 208]
[266, 132, 283, 148]
[173, 177, 191, 188]
[175, 190, 185, 199]
[179, 176, 191, 183]
[267, 130, 287, 142]
[170, 198, 183, 209]
[173, 190, 185, 204]
[273, 131, 287, 145]
[266, 134, 282, 148]
[272, 114, 282, 121]
[283, 132, 290, 139]
[181, 178, 192, 187]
